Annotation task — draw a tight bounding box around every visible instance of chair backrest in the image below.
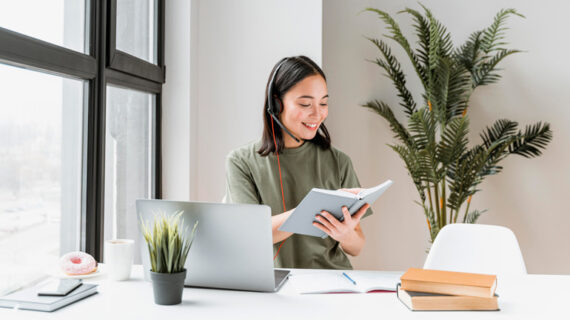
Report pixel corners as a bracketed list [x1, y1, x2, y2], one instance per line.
[423, 223, 527, 276]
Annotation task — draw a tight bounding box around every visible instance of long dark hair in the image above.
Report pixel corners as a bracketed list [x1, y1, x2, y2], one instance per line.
[257, 56, 331, 156]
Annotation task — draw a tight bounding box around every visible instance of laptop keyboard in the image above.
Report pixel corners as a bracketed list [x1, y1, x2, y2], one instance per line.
[274, 269, 290, 288]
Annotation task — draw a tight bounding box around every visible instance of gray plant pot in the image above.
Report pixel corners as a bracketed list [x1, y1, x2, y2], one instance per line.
[149, 269, 187, 305]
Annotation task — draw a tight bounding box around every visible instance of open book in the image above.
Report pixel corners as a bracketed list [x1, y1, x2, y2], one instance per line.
[279, 180, 393, 238]
[288, 272, 401, 294]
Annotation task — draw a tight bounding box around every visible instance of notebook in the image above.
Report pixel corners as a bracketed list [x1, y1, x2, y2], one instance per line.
[279, 180, 393, 238]
[0, 283, 98, 312]
[288, 272, 401, 294]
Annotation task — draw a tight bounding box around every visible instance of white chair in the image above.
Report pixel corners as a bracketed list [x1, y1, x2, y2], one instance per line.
[423, 223, 527, 276]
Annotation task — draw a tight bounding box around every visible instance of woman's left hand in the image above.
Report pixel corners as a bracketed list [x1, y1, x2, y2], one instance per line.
[312, 203, 370, 244]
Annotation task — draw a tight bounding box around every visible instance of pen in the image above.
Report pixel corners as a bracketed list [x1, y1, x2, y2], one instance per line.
[342, 272, 357, 285]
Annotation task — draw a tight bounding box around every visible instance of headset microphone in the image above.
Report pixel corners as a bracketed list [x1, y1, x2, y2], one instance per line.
[268, 111, 301, 143]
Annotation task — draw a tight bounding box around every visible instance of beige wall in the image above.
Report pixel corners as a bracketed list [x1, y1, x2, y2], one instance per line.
[323, 0, 570, 274]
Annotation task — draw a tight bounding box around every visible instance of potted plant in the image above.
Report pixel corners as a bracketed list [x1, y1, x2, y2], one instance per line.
[362, 6, 553, 243]
[140, 211, 198, 305]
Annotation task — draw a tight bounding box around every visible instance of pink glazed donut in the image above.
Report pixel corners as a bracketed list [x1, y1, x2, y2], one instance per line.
[60, 251, 97, 275]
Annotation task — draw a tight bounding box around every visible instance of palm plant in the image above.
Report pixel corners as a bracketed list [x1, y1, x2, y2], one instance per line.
[140, 211, 199, 273]
[362, 5, 553, 242]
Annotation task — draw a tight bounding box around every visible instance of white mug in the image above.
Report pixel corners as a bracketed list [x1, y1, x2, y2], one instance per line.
[104, 239, 134, 281]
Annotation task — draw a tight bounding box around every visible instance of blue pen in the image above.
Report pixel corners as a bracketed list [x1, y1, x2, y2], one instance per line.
[342, 272, 357, 285]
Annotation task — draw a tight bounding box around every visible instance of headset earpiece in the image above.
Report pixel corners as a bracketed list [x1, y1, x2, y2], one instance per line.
[272, 95, 282, 114]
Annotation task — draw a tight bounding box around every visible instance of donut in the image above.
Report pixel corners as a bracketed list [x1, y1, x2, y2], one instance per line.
[60, 251, 97, 275]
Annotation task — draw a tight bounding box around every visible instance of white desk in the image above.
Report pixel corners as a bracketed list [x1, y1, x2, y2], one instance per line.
[2, 265, 567, 319]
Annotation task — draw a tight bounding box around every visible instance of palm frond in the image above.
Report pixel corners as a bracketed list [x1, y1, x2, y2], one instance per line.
[509, 122, 553, 157]
[390, 144, 426, 202]
[361, 100, 413, 147]
[471, 49, 521, 87]
[364, 8, 427, 88]
[437, 117, 469, 166]
[409, 108, 437, 151]
[367, 38, 417, 115]
[422, 4, 453, 71]
[398, 7, 429, 84]
[481, 9, 524, 53]
[464, 209, 487, 223]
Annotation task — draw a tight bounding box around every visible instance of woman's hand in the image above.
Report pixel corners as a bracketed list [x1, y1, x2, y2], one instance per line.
[312, 203, 370, 256]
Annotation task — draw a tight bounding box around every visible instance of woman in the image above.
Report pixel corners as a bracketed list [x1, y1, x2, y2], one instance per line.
[225, 56, 371, 269]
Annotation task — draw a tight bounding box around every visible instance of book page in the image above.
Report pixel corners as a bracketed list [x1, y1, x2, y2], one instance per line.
[357, 180, 393, 199]
[288, 273, 360, 294]
[313, 188, 357, 198]
[349, 272, 401, 292]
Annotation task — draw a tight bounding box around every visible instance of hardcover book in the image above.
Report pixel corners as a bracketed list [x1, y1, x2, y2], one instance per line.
[397, 284, 499, 311]
[279, 180, 393, 238]
[400, 268, 497, 298]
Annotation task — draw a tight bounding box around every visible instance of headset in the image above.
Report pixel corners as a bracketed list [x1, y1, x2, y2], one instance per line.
[266, 58, 301, 144]
[267, 58, 298, 261]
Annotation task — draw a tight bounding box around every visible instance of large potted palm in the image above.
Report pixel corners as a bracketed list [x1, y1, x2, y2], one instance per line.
[362, 6, 553, 242]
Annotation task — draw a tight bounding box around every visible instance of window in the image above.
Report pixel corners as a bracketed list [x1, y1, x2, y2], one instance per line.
[104, 85, 155, 246]
[0, 64, 85, 295]
[0, 0, 164, 295]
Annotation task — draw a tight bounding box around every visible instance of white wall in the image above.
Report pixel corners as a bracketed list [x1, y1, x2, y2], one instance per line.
[187, 0, 322, 202]
[162, 0, 191, 200]
[163, 0, 323, 201]
[323, 0, 570, 274]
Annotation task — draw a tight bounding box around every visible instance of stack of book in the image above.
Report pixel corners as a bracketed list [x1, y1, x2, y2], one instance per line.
[397, 268, 499, 311]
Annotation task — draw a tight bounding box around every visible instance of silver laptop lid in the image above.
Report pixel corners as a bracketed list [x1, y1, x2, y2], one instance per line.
[136, 200, 277, 292]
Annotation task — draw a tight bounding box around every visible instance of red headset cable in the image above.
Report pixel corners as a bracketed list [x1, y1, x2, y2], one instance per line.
[271, 117, 288, 261]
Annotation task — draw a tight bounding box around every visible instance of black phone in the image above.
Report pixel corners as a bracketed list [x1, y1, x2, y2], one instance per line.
[37, 279, 83, 296]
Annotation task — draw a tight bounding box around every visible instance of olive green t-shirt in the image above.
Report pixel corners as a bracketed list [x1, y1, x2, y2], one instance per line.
[224, 140, 372, 269]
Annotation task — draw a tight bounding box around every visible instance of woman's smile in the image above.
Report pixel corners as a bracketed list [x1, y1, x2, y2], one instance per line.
[302, 121, 319, 130]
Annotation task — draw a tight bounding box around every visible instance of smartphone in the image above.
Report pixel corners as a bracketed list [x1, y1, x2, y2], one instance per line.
[37, 279, 83, 296]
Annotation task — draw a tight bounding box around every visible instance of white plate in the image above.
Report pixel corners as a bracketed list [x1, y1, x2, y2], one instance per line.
[46, 265, 105, 279]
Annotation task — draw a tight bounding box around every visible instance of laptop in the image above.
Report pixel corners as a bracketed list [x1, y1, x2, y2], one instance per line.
[136, 199, 290, 292]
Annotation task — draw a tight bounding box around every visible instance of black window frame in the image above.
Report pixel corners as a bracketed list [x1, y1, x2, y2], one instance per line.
[0, 0, 164, 261]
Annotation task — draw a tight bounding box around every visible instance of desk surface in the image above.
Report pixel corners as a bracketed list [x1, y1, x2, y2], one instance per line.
[2, 265, 567, 320]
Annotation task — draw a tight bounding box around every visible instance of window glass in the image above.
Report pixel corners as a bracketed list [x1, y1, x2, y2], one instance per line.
[116, 0, 157, 64]
[104, 85, 154, 263]
[0, 64, 84, 296]
[0, 0, 87, 53]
